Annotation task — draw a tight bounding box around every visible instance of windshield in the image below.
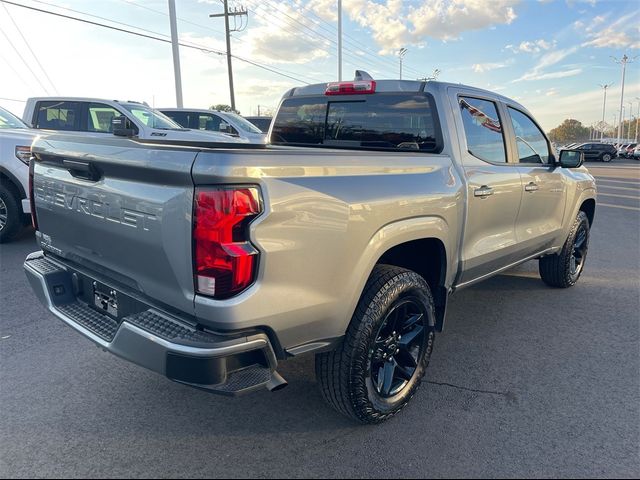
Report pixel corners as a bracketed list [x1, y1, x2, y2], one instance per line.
[0, 107, 27, 129]
[223, 112, 263, 134]
[119, 103, 184, 130]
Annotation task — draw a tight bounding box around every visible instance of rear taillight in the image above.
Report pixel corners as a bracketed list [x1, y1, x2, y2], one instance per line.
[325, 80, 376, 95]
[28, 157, 38, 230]
[193, 187, 262, 299]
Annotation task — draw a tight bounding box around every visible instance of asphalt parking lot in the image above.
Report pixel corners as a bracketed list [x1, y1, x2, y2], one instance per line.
[1, 160, 639, 478]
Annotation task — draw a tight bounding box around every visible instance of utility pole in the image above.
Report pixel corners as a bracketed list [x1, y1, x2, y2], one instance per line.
[210, 1, 247, 112]
[168, 0, 183, 108]
[612, 54, 637, 146]
[337, 0, 342, 80]
[398, 48, 407, 80]
[599, 83, 612, 141]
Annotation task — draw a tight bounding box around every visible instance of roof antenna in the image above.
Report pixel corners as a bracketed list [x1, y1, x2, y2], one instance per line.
[354, 70, 373, 81]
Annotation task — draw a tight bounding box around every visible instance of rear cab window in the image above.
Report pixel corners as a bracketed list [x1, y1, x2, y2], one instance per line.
[271, 93, 442, 153]
[35, 101, 82, 131]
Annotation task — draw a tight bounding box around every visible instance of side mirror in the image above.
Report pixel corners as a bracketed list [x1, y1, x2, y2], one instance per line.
[558, 149, 584, 168]
[111, 116, 137, 137]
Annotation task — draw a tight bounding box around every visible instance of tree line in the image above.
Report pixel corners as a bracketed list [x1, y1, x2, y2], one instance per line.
[548, 118, 639, 144]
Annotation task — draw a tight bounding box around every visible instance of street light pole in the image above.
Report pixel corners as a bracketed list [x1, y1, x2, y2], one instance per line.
[337, 0, 342, 81]
[612, 54, 637, 146]
[168, 0, 183, 108]
[599, 83, 613, 141]
[628, 101, 634, 141]
[636, 97, 640, 142]
[398, 48, 407, 80]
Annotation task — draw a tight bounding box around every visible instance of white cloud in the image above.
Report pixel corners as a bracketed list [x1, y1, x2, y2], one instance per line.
[579, 11, 640, 49]
[472, 61, 511, 73]
[310, 0, 521, 54]
[515, 45, 580, 81]
[235, 3, 331, 64]
[506, 39, 556, 53]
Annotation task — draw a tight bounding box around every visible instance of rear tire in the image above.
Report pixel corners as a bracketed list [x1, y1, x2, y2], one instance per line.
[0, 184, 22, 243]
[539, 211, 590, 288]
[315, 265, 436, 424]
[601, 153, 612, 162]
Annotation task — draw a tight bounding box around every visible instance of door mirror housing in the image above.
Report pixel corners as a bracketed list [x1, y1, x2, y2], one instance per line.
[111, 115, 137, 137]
[558, 149, 584, 168]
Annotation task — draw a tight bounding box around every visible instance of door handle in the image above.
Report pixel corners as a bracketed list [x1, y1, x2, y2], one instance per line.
[474, 185, 494, 198]
[525, 182, 539, 192]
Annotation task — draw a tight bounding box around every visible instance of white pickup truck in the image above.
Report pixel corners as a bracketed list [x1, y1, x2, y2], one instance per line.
[22, 97, 247, 144]
[0, 106, 39, 242]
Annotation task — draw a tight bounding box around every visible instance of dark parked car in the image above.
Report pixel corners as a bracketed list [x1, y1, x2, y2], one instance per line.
[244, 116, 273, 133]
[572, 142, 617, 162]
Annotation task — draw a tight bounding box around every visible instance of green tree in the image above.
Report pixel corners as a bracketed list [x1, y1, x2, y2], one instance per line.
[210, 104, 240, 114]
[548, 119, 591, 144]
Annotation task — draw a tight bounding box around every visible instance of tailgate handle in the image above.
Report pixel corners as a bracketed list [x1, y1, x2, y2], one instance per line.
[63, 160, 101, 181]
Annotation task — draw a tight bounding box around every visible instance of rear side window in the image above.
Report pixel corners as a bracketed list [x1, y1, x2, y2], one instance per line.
[271, 94, 441, 152]
[459, 97, 506, 164]
[164, 111, 191, 128]
[198, 114, 223, 131]
[507, 107, 550, 164]
[35, 101, 82, 131]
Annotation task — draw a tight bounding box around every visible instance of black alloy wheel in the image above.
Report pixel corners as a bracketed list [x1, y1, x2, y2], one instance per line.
[369, 298, 427, 398]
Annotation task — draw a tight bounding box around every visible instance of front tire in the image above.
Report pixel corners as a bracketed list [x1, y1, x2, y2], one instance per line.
[539, 211, 590, 288]
[0, 184, 22, 243]
[315, 265, 436, 424]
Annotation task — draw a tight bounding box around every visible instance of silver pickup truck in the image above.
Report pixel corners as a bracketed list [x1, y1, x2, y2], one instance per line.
[24, 75, 596, 424]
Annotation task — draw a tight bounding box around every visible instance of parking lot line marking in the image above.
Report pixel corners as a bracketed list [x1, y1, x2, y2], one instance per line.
[595, 178, 640, 185]
[596, 185, 640, 191]
[598, 203, 640, 211]
[597, 192, 640, 200]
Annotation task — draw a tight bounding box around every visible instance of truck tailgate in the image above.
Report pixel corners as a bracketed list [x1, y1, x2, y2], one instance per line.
[31, 135, 198, 315]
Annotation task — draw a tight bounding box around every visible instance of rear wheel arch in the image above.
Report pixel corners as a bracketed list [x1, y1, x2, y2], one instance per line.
[375, 238, 448, 331]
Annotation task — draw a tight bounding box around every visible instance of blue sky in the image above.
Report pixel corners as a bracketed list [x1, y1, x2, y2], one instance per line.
[0, 0, 638, 130]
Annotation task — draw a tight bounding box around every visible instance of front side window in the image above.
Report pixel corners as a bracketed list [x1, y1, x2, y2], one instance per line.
[87, 103, 121, 133]
[508, 107, 551, 164]
[459, 97, 506, 163]
[221, 112, 263, 134]
[120, 103, 183, 130]
[35, 101, 81, 131]
[271, 94, 441, 152]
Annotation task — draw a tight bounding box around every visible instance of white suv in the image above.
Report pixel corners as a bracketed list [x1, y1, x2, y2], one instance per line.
[0, 107, 39, 242]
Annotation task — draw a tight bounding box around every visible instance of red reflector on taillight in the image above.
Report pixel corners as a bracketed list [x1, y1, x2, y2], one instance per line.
[193, 187, 262, 299]
[325, 80, 376, 95]
[28, 158, 38, 230]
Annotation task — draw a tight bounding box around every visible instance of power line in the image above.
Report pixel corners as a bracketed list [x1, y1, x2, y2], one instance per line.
[243, 0, 391, 77]
[0, 24, 51, 94]
[119, 0, 324, 82]
[2, 2, 58, 94]
[291, 1, 425, 78]
[0, 0, 310, 85]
